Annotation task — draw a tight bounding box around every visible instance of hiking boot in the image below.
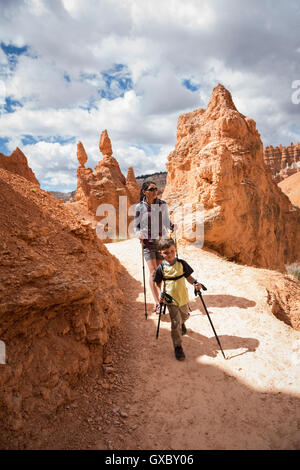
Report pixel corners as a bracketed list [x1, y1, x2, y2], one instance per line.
[174, 345, 185, 361]
[181, 323, 187, 335]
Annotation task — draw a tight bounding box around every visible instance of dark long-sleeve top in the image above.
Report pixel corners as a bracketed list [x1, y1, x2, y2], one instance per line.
[134, 197, 174, 246]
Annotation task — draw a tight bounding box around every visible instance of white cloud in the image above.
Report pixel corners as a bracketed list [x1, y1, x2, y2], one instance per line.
[21, 140, 77, 190]
[136, 67, 202, 115]
[6, 55, 101, 109]
[0, 0, 300, 190]
[0, 89, 178, 145]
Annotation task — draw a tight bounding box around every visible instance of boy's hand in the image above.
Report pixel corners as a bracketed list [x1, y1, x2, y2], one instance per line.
[194, 282, 203, 291]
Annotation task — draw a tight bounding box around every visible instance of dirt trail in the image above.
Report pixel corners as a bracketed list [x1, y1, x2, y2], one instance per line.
[25, 238, 300, 450]
[104, 239, 300, 450]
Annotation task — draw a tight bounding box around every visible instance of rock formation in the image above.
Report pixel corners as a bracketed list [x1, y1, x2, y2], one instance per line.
[99, 129, 113, 156]
[0, 167, 124, 433]
[264, 143, 300, 182]
[278, 171, 300, 208]
[77, 141, 88, 167]
[73, 130, 140, 239]
[163, 84, 300, 272]
[126, 166, 140, 202]
[0, 147, 40, 187]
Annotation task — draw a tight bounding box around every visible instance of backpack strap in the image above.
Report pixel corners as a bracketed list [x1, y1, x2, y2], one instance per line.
[161, 259, 185, 281]
[162, 273, 185, 281]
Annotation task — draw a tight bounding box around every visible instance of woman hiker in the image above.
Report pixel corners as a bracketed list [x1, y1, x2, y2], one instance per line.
[134, 181, 175, 314]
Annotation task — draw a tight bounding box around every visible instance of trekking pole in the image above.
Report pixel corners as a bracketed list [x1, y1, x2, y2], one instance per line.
[156, 301, 166, 339]
[195, 285, 226, 359]
[141, 243, 148, 320]
[170, 225, 178, 258]
[174, 231, 178, 258]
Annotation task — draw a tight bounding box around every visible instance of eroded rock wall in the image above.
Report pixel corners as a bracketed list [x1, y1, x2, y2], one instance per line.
[0, 168, 124, 432]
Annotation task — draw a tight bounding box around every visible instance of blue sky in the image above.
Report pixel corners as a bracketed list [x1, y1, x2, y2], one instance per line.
[0, 0, 300, 192]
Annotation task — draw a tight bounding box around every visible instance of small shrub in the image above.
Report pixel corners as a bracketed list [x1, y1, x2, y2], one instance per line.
[286, 263, 300, 280]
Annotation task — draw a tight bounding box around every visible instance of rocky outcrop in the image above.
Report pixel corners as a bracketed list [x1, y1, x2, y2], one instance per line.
[77, 141, 88, 167]
[49, 190, 76, 202]
[278, 172, 300, 208]
[266, 274, 300, 330]
[126, 166, 140, 202]
[264, 143, 300, 183]
[0, 147, 40, 187]
[0, 167, 124, 433]
[73, 131, 140, 239]
[163, 84, 300, 272]
[99, 129, 113, 156]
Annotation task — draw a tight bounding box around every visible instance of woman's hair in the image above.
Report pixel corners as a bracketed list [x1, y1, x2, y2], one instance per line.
[139, 180, 157, 202]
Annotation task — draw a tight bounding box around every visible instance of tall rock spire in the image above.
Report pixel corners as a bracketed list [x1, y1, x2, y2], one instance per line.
[99, 130, 113, 157]
[163, 84, 300, 272]
[77, 141, 88, 167]
[75, 130, 140, 240]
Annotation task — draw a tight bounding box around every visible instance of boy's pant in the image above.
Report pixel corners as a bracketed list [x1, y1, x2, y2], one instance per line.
[166, 303, 189, 348]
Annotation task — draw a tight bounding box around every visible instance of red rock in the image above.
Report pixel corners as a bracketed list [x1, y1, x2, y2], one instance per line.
[77, 141, 88, 167]
[278, 171, 300, 208]
[0, 167, 124, 433]
[0, 147, 40, 186]
[163, 84, 300, 271]
[125, 166, 140, 203]
[99, 129, 113, 156]
[264, 142, 300, 182]
[72, 131, 140, 239]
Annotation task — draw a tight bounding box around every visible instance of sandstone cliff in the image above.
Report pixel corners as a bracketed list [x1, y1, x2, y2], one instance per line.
[0, 167, 125, 433]
[264, 143, 300, 183]
[0, 147, 40, 187]
[163, 84, 300, 272]
[278, 171, 300, 208]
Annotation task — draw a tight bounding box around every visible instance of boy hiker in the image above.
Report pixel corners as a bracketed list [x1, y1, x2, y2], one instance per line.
[153, 238, 204, 361]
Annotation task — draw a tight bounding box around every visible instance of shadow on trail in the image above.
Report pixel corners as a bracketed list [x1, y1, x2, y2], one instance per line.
[155, 316, 259, 360]
[185, 330, 259, 360]
[146, 322, 299, 450]
[188, 294, 256, 313]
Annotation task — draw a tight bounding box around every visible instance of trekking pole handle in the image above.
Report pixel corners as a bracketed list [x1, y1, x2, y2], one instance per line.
[193, 281, 207, 294]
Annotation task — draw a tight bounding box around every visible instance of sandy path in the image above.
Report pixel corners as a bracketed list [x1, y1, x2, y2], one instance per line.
[23, 238, 299, 450]
[104, 238, 300, 450]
